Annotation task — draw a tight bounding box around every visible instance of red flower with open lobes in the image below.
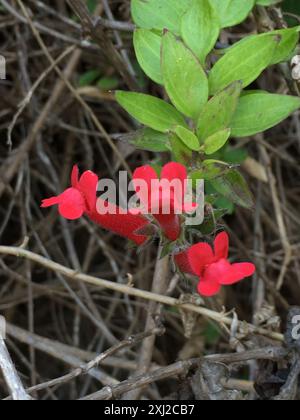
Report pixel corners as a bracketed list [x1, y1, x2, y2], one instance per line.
[176, 232, 256, 297]
[41, 166, 149, 245]
[132, 162, 197, 241]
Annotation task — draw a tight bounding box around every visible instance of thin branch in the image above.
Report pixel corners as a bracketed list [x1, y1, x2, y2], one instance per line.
[0, 245, 284, 343]
[0, 335, 31, 400]
[31, 0, 135, 32]
[81, 346, 288, 400]
[67, 0, 139, 91]
[6, 327, 164, 397]
[0, 0, 97, 50]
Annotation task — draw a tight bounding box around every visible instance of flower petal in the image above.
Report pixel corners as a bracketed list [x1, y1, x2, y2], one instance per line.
[197, 274, 221, 297]
[78, 170, 98, 211]
[92, 198, 149, 245]
[161, 162, 187, 207]
[175, 250, 195, 276]
[133, 165, 158, 209]
[161, 162, 187, 185]
[188, 242, 214, 276]
[220, 263, 256, 285]
[57, 188, 85, 220]
[155, 214, 181, 241]
[214, 231, 229, 260]
[71, 165, 79, 188]
[41, 196, 62, 208]
[58, 202, 84, 220]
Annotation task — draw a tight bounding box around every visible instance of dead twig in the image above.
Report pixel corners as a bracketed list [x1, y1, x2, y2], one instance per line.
[66, 0, 139, 91]
[0, 245, 284, 342]
[0, 334, 31, 400]
[82, 346, 288, 400]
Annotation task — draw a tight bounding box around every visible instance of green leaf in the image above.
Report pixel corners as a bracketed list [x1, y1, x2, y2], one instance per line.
[191, 162, 224, 182]
[78, 69, 101, 87]
[86, 0, 98, 13]
[235, 28, 300, 65]
[209, 35, 279, 95]
[231, 91, 300, 137]
[181, 0, 220, 64]
[125, 128, 170, 152]
[134, 29, 163, 84]
[256, 0, 280, 5]
[97, 76, 119, 90]
[162, 32, 209, 119]
[268, 28, 300, 65]
[116, 91, 187, 133]
[223, 147, 248, 164]
[169, 133, 193, 165]
[209, 0, 255, 28]
[204, 129, 231, 155]
[204, 323, 222, 345]
[205, 181, 235, 214]
[174, 126, 201, 151]
[197, 81, 242, 140]
[211, 169, 254, 208]
[131, 0, 192, 35]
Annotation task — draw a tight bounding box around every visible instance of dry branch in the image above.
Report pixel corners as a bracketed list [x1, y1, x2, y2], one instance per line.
[0, 335, 31, 400]
[0, 245, 284, 342]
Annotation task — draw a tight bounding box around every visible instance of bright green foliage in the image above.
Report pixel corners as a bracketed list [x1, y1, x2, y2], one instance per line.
[134, 29, 163, 84]
[115, 91, 187, 133]
[231, 92, 300, 137]
[235, 28, 300, 65]
[197, 81, 242, 140]
[115, 0, 300, 218]
[209, 35, 280, 94]
[131, 0, 192, 35]
[174, 126, 201, 151]
[204, 129, 231, 155]
[181, 0, 220, 64]
[127, 128, 171, 152]
[209, 0, 255, 28]
[256, 0, 280, 5]
[161, 32, 208, 119]
[269, 27, 300, 65]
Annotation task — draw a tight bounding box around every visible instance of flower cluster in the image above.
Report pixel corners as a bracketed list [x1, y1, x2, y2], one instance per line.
[42, 164, 255, 297]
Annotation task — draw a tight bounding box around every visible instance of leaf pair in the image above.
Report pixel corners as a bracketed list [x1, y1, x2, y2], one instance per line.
[134, 0, 221, 87]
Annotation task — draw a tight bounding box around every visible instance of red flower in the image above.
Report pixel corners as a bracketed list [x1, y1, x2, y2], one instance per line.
[132, 162, 197, 241]
[41, 166, 149, 245]
[176, 232, 256, 297]
[174, 250, 195, 276]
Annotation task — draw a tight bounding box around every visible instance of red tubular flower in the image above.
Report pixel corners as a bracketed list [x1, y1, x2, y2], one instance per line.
[133, 162, 197, 241]
[174, 250, 195, 276]
[176, 232, 256, 297]
[41, 166, 149, 245]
